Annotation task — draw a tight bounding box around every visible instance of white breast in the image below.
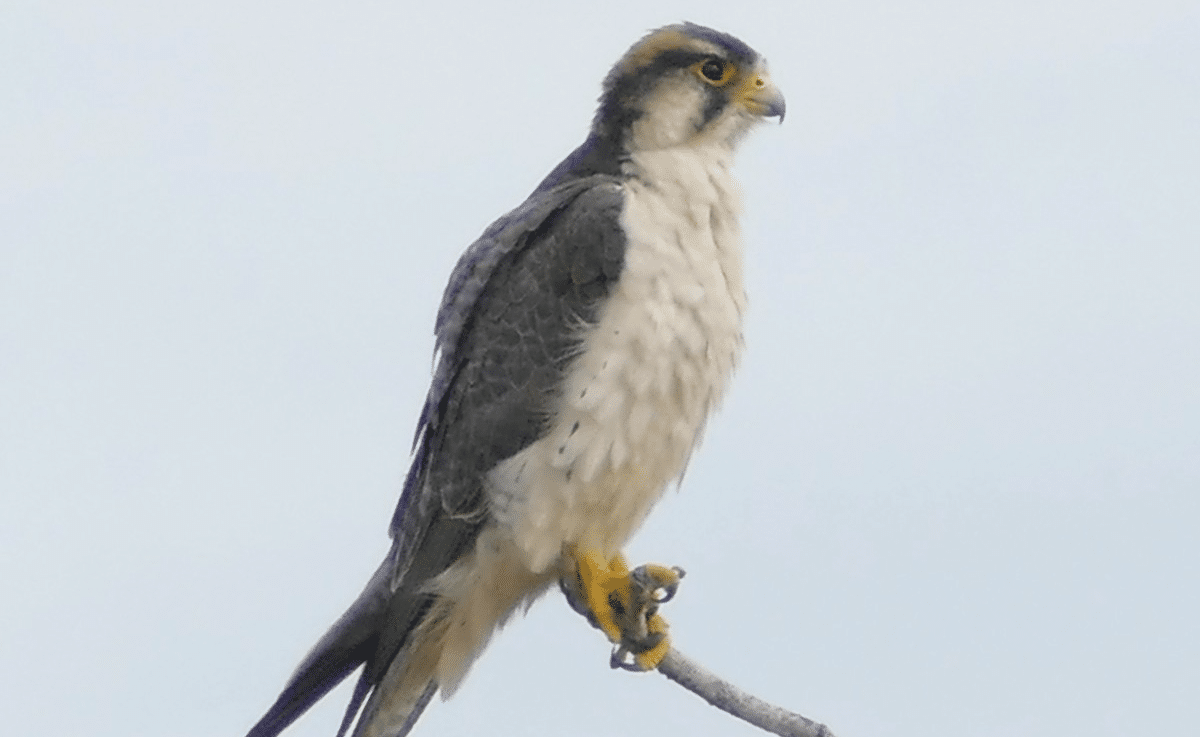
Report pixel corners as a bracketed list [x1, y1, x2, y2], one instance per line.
[489, 145, 747, 573]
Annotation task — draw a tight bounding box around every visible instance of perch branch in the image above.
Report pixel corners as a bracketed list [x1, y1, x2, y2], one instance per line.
[654, 646, 834, 737]
[560, 563, 835, 737]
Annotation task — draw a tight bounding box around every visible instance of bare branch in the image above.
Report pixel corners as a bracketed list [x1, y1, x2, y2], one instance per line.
[655, 647, 835, 737]
[560, 563, 835, 737]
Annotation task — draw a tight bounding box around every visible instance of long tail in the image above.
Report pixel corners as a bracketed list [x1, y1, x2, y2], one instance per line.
[245, 549, 439, 737]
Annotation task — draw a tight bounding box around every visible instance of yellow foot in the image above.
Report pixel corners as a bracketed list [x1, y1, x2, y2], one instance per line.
[572, 550, 631, 643]
[566, 548, 685, 671]
[613, 612, 670, 671]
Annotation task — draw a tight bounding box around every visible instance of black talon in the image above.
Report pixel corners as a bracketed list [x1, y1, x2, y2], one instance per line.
[611, 645, 638, 671]
[656, 568, 686, 603]
[609, 626, 667, 671]
[630, 564, 686, 604]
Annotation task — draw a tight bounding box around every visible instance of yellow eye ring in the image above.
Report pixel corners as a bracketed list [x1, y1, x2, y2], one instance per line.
[693, 58, 735, 86]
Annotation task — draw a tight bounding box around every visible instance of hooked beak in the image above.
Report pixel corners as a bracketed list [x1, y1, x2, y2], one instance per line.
[739, 71, 786, 122]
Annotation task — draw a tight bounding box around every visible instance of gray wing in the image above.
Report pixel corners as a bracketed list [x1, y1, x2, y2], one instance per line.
[388, 174, 626, 572]
[245, 174, 627, 737]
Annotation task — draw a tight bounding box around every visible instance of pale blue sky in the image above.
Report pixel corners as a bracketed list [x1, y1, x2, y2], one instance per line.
[2, 2, 1198, 736]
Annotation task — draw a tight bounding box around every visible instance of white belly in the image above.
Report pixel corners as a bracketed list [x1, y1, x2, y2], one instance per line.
[489, 145, 747, 573]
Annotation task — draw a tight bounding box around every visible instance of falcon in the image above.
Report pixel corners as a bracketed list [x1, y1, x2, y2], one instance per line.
[245, 22, 785, 737]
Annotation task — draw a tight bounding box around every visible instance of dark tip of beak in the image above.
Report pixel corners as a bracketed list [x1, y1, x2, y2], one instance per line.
[764, 92, 786, 123]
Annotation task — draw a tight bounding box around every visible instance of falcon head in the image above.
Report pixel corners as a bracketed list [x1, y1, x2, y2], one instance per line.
[594, 22, 786, 152]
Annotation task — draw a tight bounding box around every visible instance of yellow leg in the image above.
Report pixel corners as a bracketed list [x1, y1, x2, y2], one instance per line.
[570, 549, 682, 670]
[573, 550, 631, 644]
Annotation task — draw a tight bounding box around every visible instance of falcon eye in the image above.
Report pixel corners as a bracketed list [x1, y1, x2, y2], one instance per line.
[701, 59, 725, 81]
[693, 58, 735, 86]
